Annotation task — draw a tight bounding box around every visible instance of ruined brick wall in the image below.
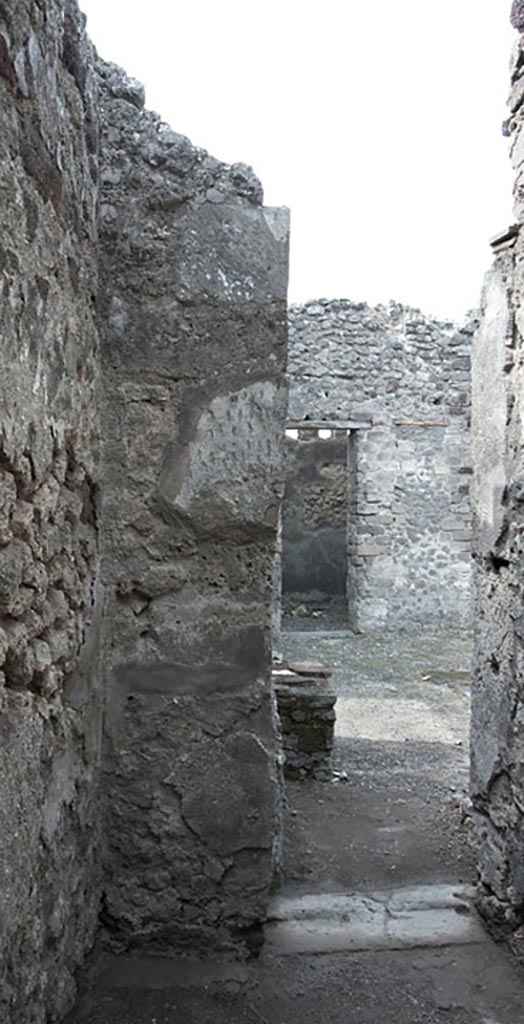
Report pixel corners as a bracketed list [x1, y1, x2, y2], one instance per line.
[96, 65, 289, 951]
[0, 2, 102, 1020]
[470, 1, 524, 940]
[286, 301, 473, 631]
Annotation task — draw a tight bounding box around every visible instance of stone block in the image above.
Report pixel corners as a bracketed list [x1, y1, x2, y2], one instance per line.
[274, 677, 337, 780]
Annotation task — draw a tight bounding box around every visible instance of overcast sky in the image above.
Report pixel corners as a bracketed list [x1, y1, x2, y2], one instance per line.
[80, 0, 515, 323]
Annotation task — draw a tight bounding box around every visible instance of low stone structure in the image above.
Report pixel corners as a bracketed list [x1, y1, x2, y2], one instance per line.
[273, 666, 336, 780]
[0, 2, 288, 1021]
[280, 301, 473, 632]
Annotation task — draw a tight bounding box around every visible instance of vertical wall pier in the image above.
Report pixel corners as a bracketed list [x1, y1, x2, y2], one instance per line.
[97, 61, 290, 953]
[471, 222, 524, 935]
[470, 4, 524, 940]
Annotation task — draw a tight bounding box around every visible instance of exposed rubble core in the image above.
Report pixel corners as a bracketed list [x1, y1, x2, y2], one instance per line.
[0, 1, 288, 1020]
[283, 301, 473, 631]
[0, 2, 102, 1020]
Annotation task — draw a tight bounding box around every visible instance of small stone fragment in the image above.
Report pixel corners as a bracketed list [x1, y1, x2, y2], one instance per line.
[288, 661, 333, 678]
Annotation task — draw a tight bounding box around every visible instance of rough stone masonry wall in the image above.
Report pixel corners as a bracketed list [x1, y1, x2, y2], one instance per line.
[287, 302, 473, 631]
[470, 1, 524, 943]
[0, 0, 289, 1018]
[0, 2, 102, 1021]
[96, 65, 289, 952]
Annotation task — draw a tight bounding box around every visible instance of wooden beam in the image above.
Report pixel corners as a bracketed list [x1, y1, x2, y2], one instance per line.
[286, 419, 372, 431]
[394, 419, 449, 428]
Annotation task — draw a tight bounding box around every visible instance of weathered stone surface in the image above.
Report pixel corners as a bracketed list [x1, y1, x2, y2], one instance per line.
[471, 5, 524, 939]
[0, 1, 101, 1021]
[266, 884, 486, 955]
[283, 301, 473, 631]
[0, 0, 289, 1018]
[96, 60, 289, 953]
[287, 662, 332, 678]
[471, 231, 524, 936]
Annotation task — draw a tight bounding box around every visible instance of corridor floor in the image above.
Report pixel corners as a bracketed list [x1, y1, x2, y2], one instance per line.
[70, 631, 524, 1024]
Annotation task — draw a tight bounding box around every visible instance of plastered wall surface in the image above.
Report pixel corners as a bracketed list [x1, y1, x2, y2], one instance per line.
[0, 1, 289, 1019]
[97, 61, 289, 953]
[286, 301, 473, 631]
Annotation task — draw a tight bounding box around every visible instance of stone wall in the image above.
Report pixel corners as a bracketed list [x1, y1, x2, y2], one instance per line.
[0, 2, 102, 1021]
[97, 61, 289, 953]
[285, 301, 473, 631]
[0, 0, 289, 1019]
[470, 0, 524, 940]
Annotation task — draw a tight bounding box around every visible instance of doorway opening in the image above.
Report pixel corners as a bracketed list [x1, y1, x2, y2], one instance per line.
[280, 424, 350, 631]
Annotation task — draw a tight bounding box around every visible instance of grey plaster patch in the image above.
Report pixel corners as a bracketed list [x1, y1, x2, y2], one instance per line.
[158, 381, 284, 538]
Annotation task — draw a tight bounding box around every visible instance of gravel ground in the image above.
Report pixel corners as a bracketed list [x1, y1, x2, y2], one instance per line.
[279, 630, 474, 894]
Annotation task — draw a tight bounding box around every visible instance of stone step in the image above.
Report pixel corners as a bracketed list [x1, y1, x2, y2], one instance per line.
[265, 883, 488, 956]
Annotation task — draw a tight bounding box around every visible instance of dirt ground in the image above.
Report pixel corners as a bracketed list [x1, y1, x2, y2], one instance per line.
[280, 629, 474, 895]
[70, 630, 524, 1024]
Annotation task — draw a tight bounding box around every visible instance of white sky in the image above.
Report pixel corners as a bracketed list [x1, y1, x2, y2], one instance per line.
[80, 0, 515, 323]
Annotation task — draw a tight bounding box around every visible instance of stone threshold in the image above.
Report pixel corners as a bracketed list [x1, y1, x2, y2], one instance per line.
[265, 883, 487, 955]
